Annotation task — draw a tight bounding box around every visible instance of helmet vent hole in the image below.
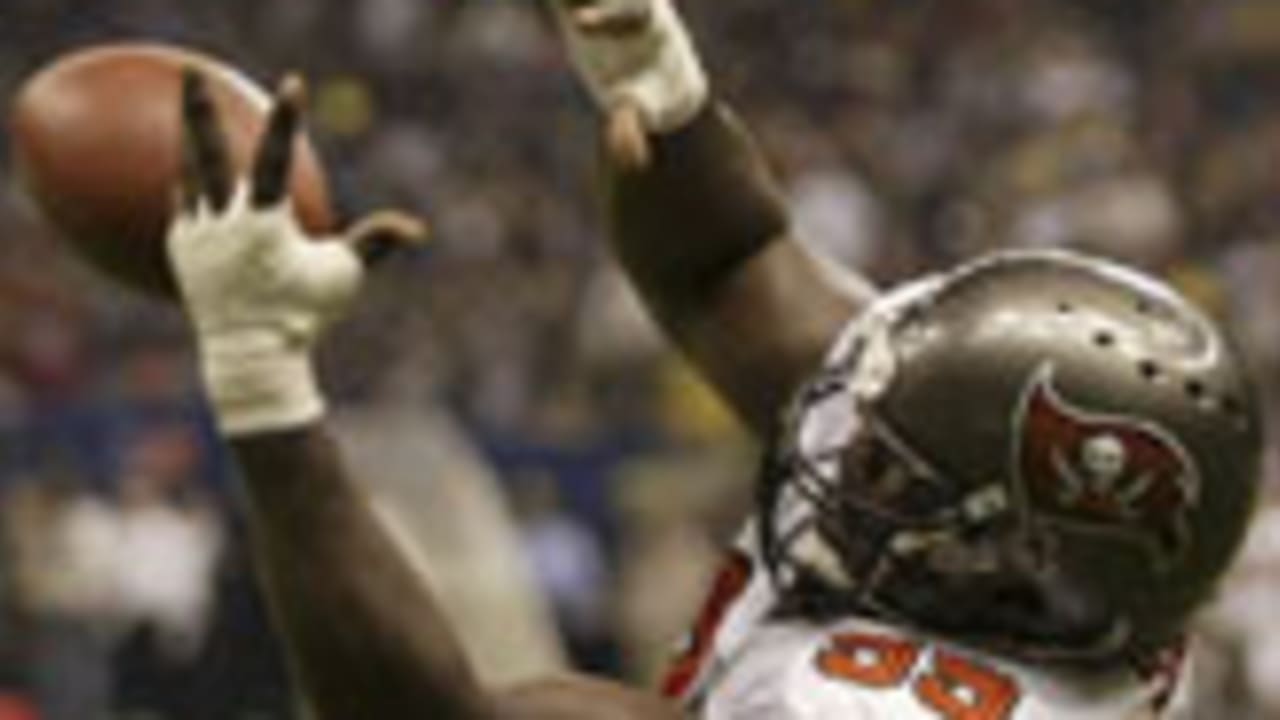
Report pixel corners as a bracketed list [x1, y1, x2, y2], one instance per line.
[1185, 379, 1206, 400]
[1138, 360, 1161, 381]
[1094, 330, 1115, 348]
[1057, 302, 1073, 314]
[1222, 394, 1243, 418]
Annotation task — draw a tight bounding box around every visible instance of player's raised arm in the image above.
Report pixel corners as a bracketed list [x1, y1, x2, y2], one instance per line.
[168, 69, 490, 719]
[170, 68, 683, 720]
[551, 0, 877, 434]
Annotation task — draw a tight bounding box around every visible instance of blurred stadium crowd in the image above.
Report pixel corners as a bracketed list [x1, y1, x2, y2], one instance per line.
[1, 0, 1279, 718]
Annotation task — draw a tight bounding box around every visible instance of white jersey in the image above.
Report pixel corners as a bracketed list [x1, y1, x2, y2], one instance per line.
[661, 527, 1189, 720]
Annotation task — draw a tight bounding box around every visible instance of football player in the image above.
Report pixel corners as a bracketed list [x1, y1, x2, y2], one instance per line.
[168, 0, 1262, 715]
[548, 0, 1263, 717]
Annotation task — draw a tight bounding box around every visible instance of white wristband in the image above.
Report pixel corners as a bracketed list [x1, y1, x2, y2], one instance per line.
[201, 330, 325, 437]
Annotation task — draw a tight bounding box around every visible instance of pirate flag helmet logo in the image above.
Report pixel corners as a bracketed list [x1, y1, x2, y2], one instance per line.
[1014, 364, 1201, 568]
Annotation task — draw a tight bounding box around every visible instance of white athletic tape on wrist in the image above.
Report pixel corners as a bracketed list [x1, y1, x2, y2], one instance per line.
[561, 0, 709, 132]
[202, 330, 324, 436]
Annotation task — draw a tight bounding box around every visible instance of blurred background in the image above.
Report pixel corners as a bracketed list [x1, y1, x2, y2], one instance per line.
[0, 0, 1279, 718]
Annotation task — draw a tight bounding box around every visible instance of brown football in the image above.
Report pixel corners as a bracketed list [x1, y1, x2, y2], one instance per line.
[9, 43, 335, 299]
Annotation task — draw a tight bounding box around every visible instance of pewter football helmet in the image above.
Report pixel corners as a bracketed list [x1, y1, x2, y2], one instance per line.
[759, 249, 1263, 663]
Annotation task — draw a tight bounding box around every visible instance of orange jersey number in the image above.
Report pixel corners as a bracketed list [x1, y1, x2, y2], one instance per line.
[816, 632, 1021, 720]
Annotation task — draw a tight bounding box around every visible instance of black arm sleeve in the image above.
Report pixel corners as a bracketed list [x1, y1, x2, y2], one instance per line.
[604, 99, 872, 432]
[608, 102, 791, 315]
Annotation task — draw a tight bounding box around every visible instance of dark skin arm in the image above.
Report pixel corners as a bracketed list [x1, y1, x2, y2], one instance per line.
[232, 428, 493, 718]
[178, 71, 680, 719]
[558, 0, 875, 436]
[179, 71, 492, 718]
[607, 101, 875, 436]
[234, 428, 679, 720]
[554, 0, 876, 435]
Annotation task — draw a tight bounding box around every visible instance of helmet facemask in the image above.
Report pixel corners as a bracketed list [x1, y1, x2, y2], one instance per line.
[757, 303, 1133, 664]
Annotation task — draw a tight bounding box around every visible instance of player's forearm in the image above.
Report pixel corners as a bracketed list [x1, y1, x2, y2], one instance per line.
[607, 103, 816, 429]
[232, 425, 492, 720]
[556, 0, 873, 431]
[607, 102, 789, 322]
[556, 0, 789, 303]
[607, 101, 875, 431]
[171, 71, 485, 719]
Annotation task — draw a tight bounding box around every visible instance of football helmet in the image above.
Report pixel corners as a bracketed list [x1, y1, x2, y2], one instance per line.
[758, 249, 1263, 663]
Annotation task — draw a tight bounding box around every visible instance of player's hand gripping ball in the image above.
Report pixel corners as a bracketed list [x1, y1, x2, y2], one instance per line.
[9, 44, 335, 299]
[170, 69, 425, 434]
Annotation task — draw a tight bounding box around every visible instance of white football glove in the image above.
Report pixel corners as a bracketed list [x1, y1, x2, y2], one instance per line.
[552, 0, 709, 134]
[169, 71, 423, 436]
